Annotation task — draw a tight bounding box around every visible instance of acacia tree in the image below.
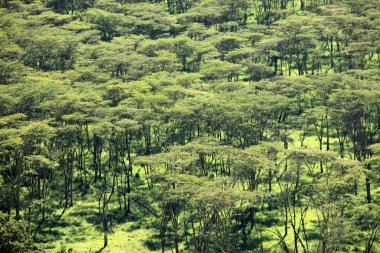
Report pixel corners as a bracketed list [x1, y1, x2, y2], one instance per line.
[0, 116, 26, 220]
[154, 173, 256, 253]
[301, 107, 331, 172]
[46, 0, 95, 14]
[353, 204, 380, 253]
[24, 155, 54, 223]
[23, 37, 77, 71]
[123, 3, 174, 39]
[310, 156, 362, 253]
[85, 9, 125, 41]
[329, 88, 380, 203]
[200, 59, 240, 81]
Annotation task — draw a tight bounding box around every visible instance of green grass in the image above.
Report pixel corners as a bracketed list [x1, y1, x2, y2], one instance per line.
[36, 197, 159, 253]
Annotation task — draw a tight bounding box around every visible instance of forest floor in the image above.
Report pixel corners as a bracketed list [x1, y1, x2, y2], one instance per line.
[37, 199, 159, 253]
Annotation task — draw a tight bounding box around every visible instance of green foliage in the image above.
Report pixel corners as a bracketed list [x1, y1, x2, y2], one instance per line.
[23, 37, 76, 71]
[200, 59, 240, 80]
[0, 212, 35, 253]
[85, 9, 125, 41]
[45, 0, 95, 14]
[122, 3, 174, 39]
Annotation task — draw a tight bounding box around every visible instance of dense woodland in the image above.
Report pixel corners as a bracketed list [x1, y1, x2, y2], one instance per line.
[0, 0, 380, 252]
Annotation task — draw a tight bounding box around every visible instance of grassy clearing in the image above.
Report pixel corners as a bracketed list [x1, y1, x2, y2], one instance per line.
[36, 195, 159, 252]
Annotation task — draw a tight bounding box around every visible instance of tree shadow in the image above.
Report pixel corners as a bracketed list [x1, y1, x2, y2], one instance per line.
[34, 227, 66, 243]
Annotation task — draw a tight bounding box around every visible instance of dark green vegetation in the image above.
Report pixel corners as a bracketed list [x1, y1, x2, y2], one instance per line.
[0, 0, 380, 252]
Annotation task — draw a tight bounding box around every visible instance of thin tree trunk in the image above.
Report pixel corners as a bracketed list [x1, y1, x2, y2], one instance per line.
[103, 192, 108, 248]
[366, 177, 371, 204]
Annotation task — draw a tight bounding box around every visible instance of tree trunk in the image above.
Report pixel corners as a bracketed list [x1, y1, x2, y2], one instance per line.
[326, 115, 330, 151]
[366, 177, 371, 204]
[103, 192, 108, 248]
[15, 185, 21, 220]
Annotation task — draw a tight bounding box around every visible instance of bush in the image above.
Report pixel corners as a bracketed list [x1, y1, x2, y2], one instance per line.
[0, 212, 35, 253]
